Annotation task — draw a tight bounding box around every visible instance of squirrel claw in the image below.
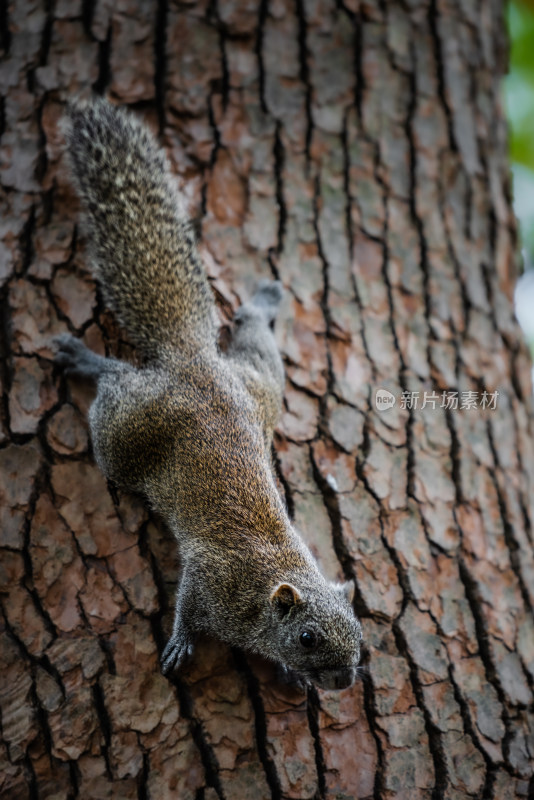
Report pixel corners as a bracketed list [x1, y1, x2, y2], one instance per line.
[160, 634, 194, 675]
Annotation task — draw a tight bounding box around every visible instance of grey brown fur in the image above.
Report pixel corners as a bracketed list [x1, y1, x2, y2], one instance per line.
[56, 98, 362, 691]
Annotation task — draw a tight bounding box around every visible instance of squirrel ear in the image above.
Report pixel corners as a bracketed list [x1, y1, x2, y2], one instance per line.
[270, 583, 302, 616]
[335, 580, 355, 605]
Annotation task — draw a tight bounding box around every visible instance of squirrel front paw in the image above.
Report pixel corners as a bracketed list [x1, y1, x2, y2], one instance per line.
[276, 663, 308, 690]
[160, 631, 194, 675]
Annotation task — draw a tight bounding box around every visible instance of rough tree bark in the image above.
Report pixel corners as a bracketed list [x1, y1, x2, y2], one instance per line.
[1, 0, 533, 798]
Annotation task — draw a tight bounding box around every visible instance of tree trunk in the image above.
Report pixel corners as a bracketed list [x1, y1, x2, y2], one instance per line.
[1, 0, 533, 798]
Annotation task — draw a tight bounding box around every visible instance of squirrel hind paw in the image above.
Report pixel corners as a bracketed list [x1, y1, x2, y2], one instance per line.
[252, 279, 283, 309]
[54, 332, 83, 350]
[53, 334, 88, 370]
[246, 279, 283, 326]
[160, 634, 194, 676]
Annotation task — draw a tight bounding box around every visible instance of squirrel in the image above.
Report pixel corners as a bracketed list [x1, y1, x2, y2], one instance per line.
[55, 98, 362, 691]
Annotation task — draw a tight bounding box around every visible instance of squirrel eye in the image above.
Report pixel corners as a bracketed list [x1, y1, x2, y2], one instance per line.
[299, 630, 317, 649]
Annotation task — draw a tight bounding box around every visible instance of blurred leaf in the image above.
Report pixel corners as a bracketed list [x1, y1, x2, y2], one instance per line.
[509, 2, 534, 75]
[507, 1, 534, 262]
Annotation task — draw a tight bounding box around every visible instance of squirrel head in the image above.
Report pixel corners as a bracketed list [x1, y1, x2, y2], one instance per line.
[267, 579, 362, 690]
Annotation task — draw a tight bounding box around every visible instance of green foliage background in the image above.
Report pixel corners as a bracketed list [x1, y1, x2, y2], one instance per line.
[507, 1, 534, 349]
[507, 0, 534, 259]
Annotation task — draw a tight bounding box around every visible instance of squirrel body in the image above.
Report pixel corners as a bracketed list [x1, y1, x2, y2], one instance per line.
[56, 99, 362, 691]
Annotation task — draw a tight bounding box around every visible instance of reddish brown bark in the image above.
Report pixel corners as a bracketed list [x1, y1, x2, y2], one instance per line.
[1, 0, 533, 798]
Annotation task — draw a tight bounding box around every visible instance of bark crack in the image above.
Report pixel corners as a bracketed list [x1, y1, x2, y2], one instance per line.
[137, 750, 150, 800]
[310, 442, 369, 620]
[0, 0, 11, 54]
[69, 760, 80, 797]
[456, 555, 516, 774]
[256, 0, 269, 115]
[201, 89, 223, 219]
[24, 754, 39, 800]
[172, 676, 227, 800]
[341, 112, 375, 380]
[312, 172, 336, 399]
[232, 649, 283, 800]
[359, 650, 385, 800]
[306, 685, 327, 800]
[208, 0, 230, 112]
[427, 0, 457, 154]
[92, 680, 113, 777]
[392, 615, 448, 799]
[295, 0, 313, 164]
[372, 151, 417, 499]
[154, 0, 169, 133]
[271, 439, 295, 521]
[405, 42, 434, 380]
[486, 422, 534, 620]
[273, 122, 287, 257]
[447, 660, 501, 792]
[93, 25, 112, 96]
[81, 0, 95, 37]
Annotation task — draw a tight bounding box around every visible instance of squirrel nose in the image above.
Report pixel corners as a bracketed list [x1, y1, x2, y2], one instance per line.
[314, 667, 356, 691]
[332, 667, 356, 690]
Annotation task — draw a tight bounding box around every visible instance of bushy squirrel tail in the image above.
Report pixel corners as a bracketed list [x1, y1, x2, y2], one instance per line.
[63, 97, 217, 362]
